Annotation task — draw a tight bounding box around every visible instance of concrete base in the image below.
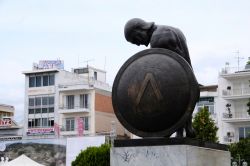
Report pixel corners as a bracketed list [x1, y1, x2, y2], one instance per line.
[111, 144, 231, 166]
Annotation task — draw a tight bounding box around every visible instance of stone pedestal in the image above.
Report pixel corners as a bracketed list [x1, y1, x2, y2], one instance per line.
[110, 138, 231, 166]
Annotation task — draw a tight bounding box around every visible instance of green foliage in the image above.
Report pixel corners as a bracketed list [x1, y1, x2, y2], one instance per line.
[71, 144, 110, 166]
[229, 138, 250, 164]
[192, 107, 218, 143]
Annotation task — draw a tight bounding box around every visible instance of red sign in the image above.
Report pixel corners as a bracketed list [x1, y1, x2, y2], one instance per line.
[54, 123, 60, 137]
[27, 128, 54, 135]
[0, 119, 12, 127]
[77, 118, 84, 136]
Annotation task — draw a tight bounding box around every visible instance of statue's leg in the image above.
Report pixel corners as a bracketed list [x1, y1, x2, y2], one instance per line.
[176, 127, 184, 138]
[185, 116, 195, 138]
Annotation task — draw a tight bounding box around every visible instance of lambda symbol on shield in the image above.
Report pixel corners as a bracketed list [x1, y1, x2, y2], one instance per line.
[135, 73, 163, 114]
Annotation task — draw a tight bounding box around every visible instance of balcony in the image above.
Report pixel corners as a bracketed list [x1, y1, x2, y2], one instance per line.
[60, 126, 90, 136]
[223, 136, 234, 144]
[58, 105, 90, 114]
[222, 88, 250, 99]
[58, 82, 93, 91]
[220, 66, 250, 79]
[222, 112, 250, 123]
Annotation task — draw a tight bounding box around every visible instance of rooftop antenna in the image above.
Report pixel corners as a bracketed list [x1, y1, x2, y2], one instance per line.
[104, 56, 106, 71]
[234, 50, 244, 71]
[83, 59, 94, 68]
[77, 55, 80, 67]
[77, 55, 85, 67]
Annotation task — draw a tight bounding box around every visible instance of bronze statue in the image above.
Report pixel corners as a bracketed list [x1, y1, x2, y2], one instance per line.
[124, 18, 199, 138]
[124, 18, 191, 67]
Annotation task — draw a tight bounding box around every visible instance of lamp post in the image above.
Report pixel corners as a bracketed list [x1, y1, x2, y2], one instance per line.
[232, 154, 248, 166]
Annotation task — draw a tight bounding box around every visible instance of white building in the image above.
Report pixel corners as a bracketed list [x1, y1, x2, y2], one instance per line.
[22, 60, 127, 139]
[195, 85, 218, 118]
[0, 104, 22, 141]
[217, 63, 250, 144]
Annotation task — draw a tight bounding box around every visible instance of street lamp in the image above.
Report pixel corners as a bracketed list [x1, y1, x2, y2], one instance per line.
[232, 154, 248, 166]
[226, 103, 232, 118]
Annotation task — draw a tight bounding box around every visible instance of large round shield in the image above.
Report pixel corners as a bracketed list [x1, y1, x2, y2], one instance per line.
[112, 48, 199, 137]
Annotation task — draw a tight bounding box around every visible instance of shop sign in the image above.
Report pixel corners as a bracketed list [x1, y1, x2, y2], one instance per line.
[27, 128, 54, 135]
[0, 119, 12, 127]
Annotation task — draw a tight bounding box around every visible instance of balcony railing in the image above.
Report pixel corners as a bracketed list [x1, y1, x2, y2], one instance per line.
[223, 112, 250, 119]
[220, 66, 249, 75]
[222, 88, 250, 97]
[223, 136, 234, 143]
[59, 105, 89, 110]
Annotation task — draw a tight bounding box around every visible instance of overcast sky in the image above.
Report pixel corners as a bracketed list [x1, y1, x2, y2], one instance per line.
[1, 0, 250, 122]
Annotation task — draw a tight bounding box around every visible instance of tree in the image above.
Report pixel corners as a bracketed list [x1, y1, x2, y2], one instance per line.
[71, 144, 110, 166]
[192, 107, 218, 143]
[229, 138, 250, 164]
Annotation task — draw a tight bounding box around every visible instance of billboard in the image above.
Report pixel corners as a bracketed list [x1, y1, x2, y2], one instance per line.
[27, 128, 54, 135]
[33, 60, 64, 70]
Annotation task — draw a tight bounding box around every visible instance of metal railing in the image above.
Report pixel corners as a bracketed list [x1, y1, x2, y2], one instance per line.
[220, 66, 249, 75]
[60, 126, 89, 132]
[223, 136, 234, 143]
[222, 88, 250, 97]
[59, 105, 89, 110]
[223, 112, 250, 119]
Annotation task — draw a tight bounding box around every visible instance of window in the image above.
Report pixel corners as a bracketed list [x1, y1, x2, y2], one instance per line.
[94, 71, 97, 80]
[42, 118, 48, 126]
[36, 76, 42, 87]
[28, 74, 55, 87]
[29, 77, 35, 87]
[66, 95, 74, 109]
[35, 118, 41, 127]
[65, 118, 75, 131]
[35, 108, 41, 114]
[48, 107, 54, 113]
[239, 127, 250, 140]
[42, 97, 48, 106]
[197, 105, 215, 115]
[49, 75, 55, 85]
[29, 109, 34, 114]
[49, 118, 54, 127]
[81, 117, 89, 130]
[42, 108, 48, 113]
[49, 96, 54, 105]
[29, 98, 35, 107]
[28, 118, 53, 128]
[80, 94, 89, 108]
[28, 119, 35, 128]
[43, 75, 48, 86]
[35, 97, 41, 106]
[74, 68, 88, 74]
[28, 95, 55, 128]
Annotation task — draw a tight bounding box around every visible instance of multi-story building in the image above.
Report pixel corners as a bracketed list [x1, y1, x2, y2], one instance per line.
[23, 60, 127, 139]
[217, 62, 250, 144]
[0, 104, 22, 140]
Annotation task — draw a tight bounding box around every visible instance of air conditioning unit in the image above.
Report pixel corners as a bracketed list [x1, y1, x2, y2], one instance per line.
[227, 132, 234, 137]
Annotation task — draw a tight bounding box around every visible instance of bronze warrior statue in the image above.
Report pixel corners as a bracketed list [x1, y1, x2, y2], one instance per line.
[124, 18, 198, 138]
